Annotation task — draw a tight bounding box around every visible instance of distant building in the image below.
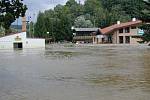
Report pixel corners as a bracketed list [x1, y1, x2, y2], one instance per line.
[94, 18, 143, 44]
[0, 17, 45, 49]
[73, 28, 99, 43]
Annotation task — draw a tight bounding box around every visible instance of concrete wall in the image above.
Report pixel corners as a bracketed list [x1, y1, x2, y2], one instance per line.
[0, 32, 26, 49]
[25, 38, 45, 48]
[113, 26, 141, 44]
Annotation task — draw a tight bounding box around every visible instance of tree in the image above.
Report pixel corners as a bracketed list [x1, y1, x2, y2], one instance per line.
[0, 26, 5, 36]
[0, 0, 27, 33]
[74, 16, 93, 28]
[65, 0, 84, 19]
[140, 24, 150, 43]
[140, 0, 150, 43]
[54, 6, 73, 41]
[35, 5, 74, 41]
[34, 0, 149, 42]
[34, 12, 47, 38]
[29, 21, 34, 37]
[84, 0, 102, 15]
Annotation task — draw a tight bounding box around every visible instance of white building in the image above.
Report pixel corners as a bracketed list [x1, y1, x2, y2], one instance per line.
[0, 32, 45, 49]
[0, 16, 45, 49]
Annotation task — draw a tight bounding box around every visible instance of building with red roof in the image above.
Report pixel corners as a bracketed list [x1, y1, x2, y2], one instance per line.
[93, 18, 144, 44]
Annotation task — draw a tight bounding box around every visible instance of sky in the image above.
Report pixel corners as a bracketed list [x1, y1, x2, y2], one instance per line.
[13, 0, 85, 25]
[23, 0, 68, 21]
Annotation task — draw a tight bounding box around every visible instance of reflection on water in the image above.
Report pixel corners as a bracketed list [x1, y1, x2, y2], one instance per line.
[0, 44, 150, 100]
[44, 51, 79, 59]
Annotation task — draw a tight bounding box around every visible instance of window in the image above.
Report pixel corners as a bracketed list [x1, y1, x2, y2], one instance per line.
[131, 26, 136, 29]
[119, 28, 123, 33]
[125, 27, 130, 33]
[125, 36, 130, 44]
[119, 36, 124, 44]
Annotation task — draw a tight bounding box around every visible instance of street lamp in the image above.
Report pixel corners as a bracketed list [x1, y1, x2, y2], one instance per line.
[71, 26, 76, 36]
[46, 32, 50, 44]
[73, 33, 76, 36]
[47, 31, 50, 34]
[71, 26, 76, 43]
[71, 26, 75, 30]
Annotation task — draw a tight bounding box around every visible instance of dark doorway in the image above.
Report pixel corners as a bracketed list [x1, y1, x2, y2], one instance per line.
[107, 35, 112, 43]
[125, 36, 130, 44]
[119, 36, 124, 44]
[13, 43, 23, 49]
[102, 38, 105, 43]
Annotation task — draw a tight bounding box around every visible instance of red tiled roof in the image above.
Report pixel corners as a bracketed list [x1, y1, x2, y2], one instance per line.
[100, 20, 142, 34]
[0, 32, 20, 38]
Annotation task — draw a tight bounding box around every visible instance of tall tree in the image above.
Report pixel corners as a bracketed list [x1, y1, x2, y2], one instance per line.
[34, 12, 47, 38]
[29, 21, 34, 38]
[34, 0, 150, 42]
[0, 0, 27, 33]
[140, 0, 150, 43]
[74, 16, 93, 28]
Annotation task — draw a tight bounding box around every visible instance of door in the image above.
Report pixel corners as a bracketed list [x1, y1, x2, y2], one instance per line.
[119, 36, 123, 44]
[13, 42, 23, 49]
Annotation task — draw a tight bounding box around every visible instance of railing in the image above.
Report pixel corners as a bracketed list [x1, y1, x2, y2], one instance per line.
[73, 36, 93, 40]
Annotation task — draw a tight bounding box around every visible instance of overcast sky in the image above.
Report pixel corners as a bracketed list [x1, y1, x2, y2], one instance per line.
[23, 0, 68, 20]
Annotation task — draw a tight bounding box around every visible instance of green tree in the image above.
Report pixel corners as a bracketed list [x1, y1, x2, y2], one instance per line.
[29, 21, 34, 37]
[84, 0, 102, 15]
[74, 16, 93, 28]
[34, 0, 150, 42]
[34, 12, 47, 38]
[140, 24, 150, 43]
[0, 0, 27, 33]
[66, 0, 84, 17]
[140, 0, 150, 43]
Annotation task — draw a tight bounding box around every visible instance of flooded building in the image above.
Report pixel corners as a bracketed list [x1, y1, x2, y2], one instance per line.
[73, 28, 99, 43]
[0, 17, 45, 49]
[95, 18, 144, 44]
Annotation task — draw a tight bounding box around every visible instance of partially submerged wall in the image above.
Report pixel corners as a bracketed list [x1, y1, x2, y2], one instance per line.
[0, 32, 45, 49]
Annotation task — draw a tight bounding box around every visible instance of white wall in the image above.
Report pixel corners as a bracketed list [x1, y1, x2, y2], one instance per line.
[0, 32, 26, 49]
[0, 32, 45, 49]
[24, 38, 45, 48]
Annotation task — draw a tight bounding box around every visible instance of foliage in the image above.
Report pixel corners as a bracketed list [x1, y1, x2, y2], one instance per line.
[34, 12, 46, 38]
[34, 0, 150, 42]
[0, 0, 27, 33]
[140, 0, 150, 42]
[29, 21, 34, 37]
[74, 16, 93, 28]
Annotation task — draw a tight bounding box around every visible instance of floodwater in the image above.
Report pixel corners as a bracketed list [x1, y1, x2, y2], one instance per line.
[0, 44, 150, 100]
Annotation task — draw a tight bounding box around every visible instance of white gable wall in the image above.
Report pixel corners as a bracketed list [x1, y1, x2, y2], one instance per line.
[0, 32, 45, 49]
[25, 38, 45, 48]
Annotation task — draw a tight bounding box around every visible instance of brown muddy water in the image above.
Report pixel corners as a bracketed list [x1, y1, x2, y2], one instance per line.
[0, 44, 150, 100]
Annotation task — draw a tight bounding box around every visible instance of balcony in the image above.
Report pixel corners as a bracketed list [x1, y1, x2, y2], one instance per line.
[73, 36, 93, 40]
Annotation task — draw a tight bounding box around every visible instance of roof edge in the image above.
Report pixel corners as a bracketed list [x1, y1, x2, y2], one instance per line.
[100, 20, 142, 34]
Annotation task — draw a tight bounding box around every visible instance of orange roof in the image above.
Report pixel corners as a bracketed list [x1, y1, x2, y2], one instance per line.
[100, 20, 142, 34]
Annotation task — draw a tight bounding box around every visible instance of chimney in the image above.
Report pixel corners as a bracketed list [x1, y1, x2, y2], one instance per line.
[132, 18, 136, 21]
[117, 21, 120, 25]
[22, 16, 26, 32]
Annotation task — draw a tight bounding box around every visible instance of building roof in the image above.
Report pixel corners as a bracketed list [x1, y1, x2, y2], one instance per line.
[0, 32, 20, 38]
[74, 28, 99, 32]
[100, 20, 142, 34]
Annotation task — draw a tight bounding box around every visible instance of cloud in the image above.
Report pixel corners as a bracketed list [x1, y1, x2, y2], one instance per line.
[24, 0, 85, 18]
[23, 0, 68, 21]
[13, 0, 85, 24]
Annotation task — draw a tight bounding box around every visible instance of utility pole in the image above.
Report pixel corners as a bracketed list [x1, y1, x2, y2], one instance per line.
[79, 0, 81, 4]
[17, 18, 19, 32]
[33, 13, 36, 38]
